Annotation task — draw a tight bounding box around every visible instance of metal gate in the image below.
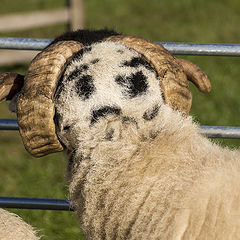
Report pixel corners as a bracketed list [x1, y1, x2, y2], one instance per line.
[0, 37, 240, 210]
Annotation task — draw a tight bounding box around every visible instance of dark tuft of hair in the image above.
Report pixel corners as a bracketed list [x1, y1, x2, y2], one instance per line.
[115, 71, 149, 98]
[143, 104, 160, 121]
[49, 29, 120, 47]
[91, 106, 121, 125]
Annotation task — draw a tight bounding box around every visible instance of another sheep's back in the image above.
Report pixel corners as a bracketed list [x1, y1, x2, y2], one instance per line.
[0, 209, 40, 240]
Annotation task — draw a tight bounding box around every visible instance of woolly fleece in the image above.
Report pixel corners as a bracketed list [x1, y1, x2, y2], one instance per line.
[0, 209, 40, 240]
[53, 41, 240, 239]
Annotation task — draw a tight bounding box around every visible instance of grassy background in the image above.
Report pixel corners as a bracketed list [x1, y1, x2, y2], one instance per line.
[0, 0, 240, 239]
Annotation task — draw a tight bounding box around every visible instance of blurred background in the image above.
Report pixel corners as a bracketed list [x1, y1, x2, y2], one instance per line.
[0, 0, 239, 239]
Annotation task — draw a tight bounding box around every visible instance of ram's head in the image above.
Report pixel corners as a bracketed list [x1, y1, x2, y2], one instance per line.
[0, 30, 211, 158]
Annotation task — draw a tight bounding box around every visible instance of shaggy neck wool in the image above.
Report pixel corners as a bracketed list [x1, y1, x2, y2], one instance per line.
[66, 104, 240, 240]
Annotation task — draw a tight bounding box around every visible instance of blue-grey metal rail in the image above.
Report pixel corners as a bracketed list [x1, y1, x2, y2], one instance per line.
[0, 119, 18, 130]
[199, 125, 240, 139]
[1, 37, 240, 56]
[160, 42, 240, 56]
[0, 37, 51, 51]
[0, 196, 73, 211]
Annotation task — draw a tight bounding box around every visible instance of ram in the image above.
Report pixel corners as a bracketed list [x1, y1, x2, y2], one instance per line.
[1, 29, 240, 240]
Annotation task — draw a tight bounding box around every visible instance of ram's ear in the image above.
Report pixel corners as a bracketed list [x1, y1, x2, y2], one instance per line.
[0, 72, 24, 112]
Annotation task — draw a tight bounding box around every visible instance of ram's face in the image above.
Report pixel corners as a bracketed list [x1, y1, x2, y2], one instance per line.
[54, 41, 164, 149]
[0, 31, 210, 157]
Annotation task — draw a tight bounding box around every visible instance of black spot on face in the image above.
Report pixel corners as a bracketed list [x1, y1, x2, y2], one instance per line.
[75, 74, 95, 100]
[122, 57, 154, 72]
[115, 71, 148, 98]
[105, 128, 114, 141]
[117, 49, 124, 54]
[91, 106, 121, 125]
[55, 47, 92, 98]
[67, 63, 89, 81]
[71, 46, 92, 62]
[149, 131, 159, 140]
[56, 63, 91, 99]
[122, 116, 138, 126]
[63, 125, 71, 131]
[91, 58, 100, 64]
[143, 104, 160, 121]
[122, 116, 134, 123]
[81, 64, 89, 71]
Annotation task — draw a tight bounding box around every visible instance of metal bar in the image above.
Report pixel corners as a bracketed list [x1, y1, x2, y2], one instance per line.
[0, 119, 240, 139]
[0, 119, 18, 130]
[0, 196, 73, 211]
[199, 125, 240, 139]
[0, 37, 52, 51]
[0, 37, 240, 56]
[159, 42, 240, 56]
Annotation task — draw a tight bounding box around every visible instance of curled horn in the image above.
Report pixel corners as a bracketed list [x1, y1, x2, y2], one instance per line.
[106, 35, 211, 115]
[177, 58, 211, 93]
[17, 41, 83, 157]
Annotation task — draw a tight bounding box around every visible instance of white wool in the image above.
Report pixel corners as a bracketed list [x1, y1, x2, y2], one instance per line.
[0, 209, 40, 240]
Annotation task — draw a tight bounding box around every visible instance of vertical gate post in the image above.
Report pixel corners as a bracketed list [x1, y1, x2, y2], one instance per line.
[69, 0, 84, 30]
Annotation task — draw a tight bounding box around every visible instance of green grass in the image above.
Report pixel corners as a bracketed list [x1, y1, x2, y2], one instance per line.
[0, 0, 240, 239]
